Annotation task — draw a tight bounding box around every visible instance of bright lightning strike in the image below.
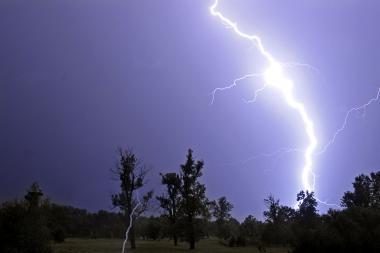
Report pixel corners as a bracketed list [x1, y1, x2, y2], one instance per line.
[210, 0, 318, 192]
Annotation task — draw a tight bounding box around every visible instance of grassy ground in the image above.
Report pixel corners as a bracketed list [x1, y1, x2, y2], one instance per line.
[53, 238, 289, 253]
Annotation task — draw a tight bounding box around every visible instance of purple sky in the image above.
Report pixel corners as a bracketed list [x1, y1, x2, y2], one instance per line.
[1, 0, 380, 219]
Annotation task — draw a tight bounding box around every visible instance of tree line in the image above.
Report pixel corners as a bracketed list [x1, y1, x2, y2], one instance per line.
[1, 148, 380, 252]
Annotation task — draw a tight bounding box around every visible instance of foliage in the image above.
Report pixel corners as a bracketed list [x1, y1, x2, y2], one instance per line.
[296, 190, 318, 226]
[210, 196, 234, 240]
[0, 183, 52, 253]
[135, 216, 163, 240]
[292, 172, 380, 253]
[341, 172, 380, 208]
[292, 207, 380, 253]
[262, 195, 295, 245]
[240, 215, 263, 245]
[178, 149, 209, 249]
[156, 172, 181, 245]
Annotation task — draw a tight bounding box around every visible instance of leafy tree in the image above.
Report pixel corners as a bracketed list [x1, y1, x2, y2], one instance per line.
[211, 196, 233, 222]
[25, 182, 44, 209]
[111, 149, 153, 249]
[210, 196, 234, 239]
[293, 207, 380, 253]
[296, 191, 318, 224]
[44, 203, 125, 239]
[135, 216, 162, 240]
[262, 195, 295, 245]
[263, 195, 281, 224]
[342, 172, 380, 208]
[157, 172, 181, 245]
[263, 194, 295, 224]
[291, 191, 319, 251]
[45, 203, 69, 241]
[240, 215, 263, 245]
[225, 218, 241, 246]
[0, 183, 52, 253]
[178, 149, 208, 250]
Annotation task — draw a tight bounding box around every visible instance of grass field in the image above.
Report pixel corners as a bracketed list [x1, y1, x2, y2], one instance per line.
[53, 238, 289, 253]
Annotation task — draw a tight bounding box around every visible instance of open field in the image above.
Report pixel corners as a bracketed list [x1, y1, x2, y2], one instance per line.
[53, 239, 289, 253]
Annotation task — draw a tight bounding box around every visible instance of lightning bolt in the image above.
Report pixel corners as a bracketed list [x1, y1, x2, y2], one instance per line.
[318, 87, 380, 155]
[211, 73, 263, 104]
[121, 192, 141, 253]
[210, 0, 318, 192]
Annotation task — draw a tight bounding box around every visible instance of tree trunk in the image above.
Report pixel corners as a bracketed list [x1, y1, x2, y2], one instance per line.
[188, 215, 195, 250]
[173, 234, 178, 246]
[189, 237, 195, 250]
[129, 225, 136, 249]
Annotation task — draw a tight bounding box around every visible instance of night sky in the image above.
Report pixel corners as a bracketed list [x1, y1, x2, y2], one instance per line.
[1, 0, 380, 219]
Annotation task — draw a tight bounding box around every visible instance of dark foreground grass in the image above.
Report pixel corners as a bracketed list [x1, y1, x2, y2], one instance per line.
[53, 238, 289, 253]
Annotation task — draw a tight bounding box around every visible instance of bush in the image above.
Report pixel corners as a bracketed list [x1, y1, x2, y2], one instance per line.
[0, 201, 52, 253]
[292, 207, 380, 253]
[52, 227, 66, 243]
[228, 236, 236, 247]
[236, 235, 246, 247]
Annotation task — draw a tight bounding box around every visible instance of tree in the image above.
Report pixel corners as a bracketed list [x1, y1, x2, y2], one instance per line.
[135, 216, 162, 240]
[210, 196, 234, 239]
[296, 191, 318, 225]
[341, 172, 380, 208]
[0, 183, 52, 253]
[263, 195, 281, 224]
[157, 172, 181, 246]
[371, 171, 380, 208]
[178, 149, 208, 250]
[25, 182, 44, 209]
[291, 191, 319, 251]
[211, 196, 233, 222]
[262, 195, 295, 245]
[240, 215, 263, 245]
[111, 149, 153, 249]
[293, 199, 380, 252]
[263, 195, 296, 224]
[225, 218, 242, 247]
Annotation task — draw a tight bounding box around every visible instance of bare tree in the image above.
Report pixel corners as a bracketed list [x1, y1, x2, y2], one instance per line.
[111, 149, 153, 250]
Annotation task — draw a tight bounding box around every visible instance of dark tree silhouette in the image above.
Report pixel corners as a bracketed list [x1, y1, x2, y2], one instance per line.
[178, 149, 208, 250]
[0, 183, 52, 253]
[342, 172, 380, 208]
[211, 196, 233, 222]
[263, 195, 295, 224]
[111, 149, 153, 249]
[262, 195, 295, 245]
[157, 172, 181, 246]
[263, 195, 281, 224]
[25, 182, 44, 210]
[292, 177, 380, 253]
[297, 191, 318, 221]
[210, 196, 234, 239]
